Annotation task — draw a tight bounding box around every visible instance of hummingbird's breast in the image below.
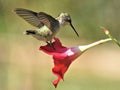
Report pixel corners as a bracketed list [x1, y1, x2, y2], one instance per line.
[32, 25, 60, 42]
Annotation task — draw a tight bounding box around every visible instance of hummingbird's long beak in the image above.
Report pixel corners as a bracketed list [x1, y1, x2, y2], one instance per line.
[70, 22, 79, 37]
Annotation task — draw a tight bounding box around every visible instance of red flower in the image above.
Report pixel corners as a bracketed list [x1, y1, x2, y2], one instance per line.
[39, 37, 111, 88]
[40, 38, 82, 88]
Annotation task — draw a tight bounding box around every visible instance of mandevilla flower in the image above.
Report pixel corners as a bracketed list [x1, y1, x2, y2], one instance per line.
[40, 37, 111, 88]
[40, 38, 82, 88]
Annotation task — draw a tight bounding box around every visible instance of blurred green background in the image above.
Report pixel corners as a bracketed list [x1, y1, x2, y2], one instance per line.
[0, 0, 120, 90]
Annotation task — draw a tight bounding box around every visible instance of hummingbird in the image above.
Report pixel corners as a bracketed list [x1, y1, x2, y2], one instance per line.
[14, 8, 79, 45]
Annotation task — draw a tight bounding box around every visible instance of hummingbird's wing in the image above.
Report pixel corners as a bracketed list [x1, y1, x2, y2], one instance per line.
[14, 8, 44, 28]
[37, 12, 59, 31]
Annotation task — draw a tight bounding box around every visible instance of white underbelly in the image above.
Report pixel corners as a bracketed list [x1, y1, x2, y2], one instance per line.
[32, 26, 53, 42]
[38, 26, 52, 36]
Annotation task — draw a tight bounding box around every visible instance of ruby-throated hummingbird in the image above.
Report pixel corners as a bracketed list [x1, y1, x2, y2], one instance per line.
[14, 8, 79, 45]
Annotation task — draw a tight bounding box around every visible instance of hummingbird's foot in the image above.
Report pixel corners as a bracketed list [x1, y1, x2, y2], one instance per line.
[46, 41, 56, 50]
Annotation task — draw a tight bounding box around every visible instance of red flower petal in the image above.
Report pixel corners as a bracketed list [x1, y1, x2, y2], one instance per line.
[40, 38, 82, 88]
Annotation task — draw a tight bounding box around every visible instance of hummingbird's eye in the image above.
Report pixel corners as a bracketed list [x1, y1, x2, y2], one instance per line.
[65, 18, 71, 23]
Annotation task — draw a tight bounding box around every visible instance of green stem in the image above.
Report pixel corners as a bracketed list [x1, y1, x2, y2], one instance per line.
[100, 26, 120, 47]
[107, 33, 120, 47]
[79, 38, 112, 52]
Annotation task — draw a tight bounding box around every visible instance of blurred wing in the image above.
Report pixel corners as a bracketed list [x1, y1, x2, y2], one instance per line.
[37, 12, 59, 31]
[14, 8, 44, 28]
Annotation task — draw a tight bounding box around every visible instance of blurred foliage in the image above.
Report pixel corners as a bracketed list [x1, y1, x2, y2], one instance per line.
[0, 0, 120, 40]
[0, 0, 120, 90]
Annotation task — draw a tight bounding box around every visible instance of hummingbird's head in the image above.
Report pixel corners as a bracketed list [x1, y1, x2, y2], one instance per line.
[57, 13, 79, 37]
[58, 13, 71, 25]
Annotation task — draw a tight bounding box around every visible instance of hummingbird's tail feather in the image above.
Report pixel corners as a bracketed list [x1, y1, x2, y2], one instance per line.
[24, 30, 36, 35]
